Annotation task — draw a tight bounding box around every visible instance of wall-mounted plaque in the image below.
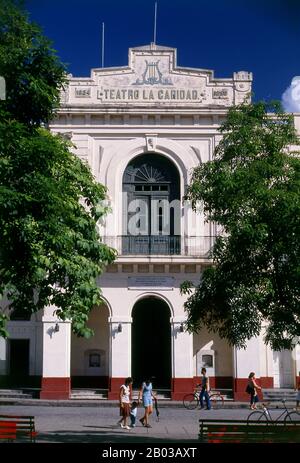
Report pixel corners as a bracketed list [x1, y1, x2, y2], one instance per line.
[75, 88, 91, 98]
[128, 276, 174, 290]
[213, 89, 228, 99]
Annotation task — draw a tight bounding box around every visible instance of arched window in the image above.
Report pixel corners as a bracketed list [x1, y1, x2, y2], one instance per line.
[122, 154, 181, 254]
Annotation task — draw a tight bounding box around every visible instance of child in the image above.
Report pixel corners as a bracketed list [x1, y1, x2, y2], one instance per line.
[130, 401, 138, 428]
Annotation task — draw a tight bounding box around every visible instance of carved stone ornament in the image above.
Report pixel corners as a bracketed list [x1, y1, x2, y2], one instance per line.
[145, 134, 157, 152]
[236, 82, 251, 92]
[60, 84, 69, 104]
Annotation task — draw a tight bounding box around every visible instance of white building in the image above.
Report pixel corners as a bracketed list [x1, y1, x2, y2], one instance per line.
[1, 44, 300, 400]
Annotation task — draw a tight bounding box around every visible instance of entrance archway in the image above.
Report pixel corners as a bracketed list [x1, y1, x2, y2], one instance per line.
[71, 304, 109, 388]
[131, 297, 171, 389]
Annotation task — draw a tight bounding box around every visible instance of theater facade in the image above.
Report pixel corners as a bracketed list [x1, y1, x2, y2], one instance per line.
[1, 44, 300, 400]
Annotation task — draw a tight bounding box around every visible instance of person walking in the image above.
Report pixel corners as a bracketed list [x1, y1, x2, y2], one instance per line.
[138, 378, 156, 428]
[129, 401, 138, 428]
[247, 372, 261, 410]
[119, 377, 133, 430]
[199, 367, 211, 410]
[295, 377, 300, 410]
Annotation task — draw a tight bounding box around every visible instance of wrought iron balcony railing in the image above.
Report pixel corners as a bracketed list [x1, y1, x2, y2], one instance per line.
[102, 235, 215, 257]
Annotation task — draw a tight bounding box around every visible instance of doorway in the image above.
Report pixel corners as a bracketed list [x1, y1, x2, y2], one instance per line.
[9, 339, 30, 386]
[273, 350, 294, 388]
[131, 297, 171, 389]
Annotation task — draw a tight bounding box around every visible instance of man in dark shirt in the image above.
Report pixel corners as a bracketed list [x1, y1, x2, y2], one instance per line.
[199, 367, 211, 410]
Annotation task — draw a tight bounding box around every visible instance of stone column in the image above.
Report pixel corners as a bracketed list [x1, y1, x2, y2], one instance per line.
[295, 344, 300, 389]
[108, 316, 132, 399]
[40, 310, 71, 400]
[171, 317, 194, 400]
[233, 337, 262, 401]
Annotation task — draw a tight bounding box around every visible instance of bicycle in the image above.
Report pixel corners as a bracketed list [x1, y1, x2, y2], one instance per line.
[183, 388, 225, 410]
[247, 399, 300, 424]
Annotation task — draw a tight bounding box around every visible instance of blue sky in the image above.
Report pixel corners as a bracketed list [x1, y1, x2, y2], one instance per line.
[25, 0, 300, 107]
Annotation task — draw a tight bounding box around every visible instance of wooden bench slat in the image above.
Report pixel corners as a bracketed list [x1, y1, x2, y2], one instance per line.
[201, 425, 300, 433]
[199, 419, 300, 443]
[206, 431, 300, 437]
[0, 415, 36, 442]
[0, 415, 34, 419]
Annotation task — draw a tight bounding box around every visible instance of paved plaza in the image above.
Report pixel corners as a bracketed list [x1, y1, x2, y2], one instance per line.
[1, 403, 298, 443]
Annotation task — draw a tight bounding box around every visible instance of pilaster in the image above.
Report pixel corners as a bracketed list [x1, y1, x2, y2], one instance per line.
[40, 311, 71, 399]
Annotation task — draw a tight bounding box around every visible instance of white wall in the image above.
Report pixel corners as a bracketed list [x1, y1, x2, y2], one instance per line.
[52, 127, 217, 242]
[193, 328, 233, 377]
[6, 317, 43, 376]
[42, 309, 71, 378]
[294, 113, 300, 135]
[234, 337, 261, 379]
[172, 316, 193, 378]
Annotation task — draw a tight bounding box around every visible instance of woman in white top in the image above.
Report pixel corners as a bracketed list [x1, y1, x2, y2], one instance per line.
[119, 377, 133, 429]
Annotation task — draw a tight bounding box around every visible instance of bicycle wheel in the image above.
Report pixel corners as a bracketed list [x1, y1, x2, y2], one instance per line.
[210, 393, 224, 409]
[284, 411, 300, 425]
[247, 411, 268, 424]
[183, 393, 199, 410]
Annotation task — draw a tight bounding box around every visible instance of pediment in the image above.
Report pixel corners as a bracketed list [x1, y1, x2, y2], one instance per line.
[62, 44, 252, 107]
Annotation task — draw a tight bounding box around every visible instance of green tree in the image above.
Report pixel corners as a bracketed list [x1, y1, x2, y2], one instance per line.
[0, 0, 65, 126]
[182, 101, 300, 350]
[0, 0, 116, 338]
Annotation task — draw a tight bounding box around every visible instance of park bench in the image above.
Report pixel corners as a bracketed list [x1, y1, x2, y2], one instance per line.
[199, 419, 300, 443]
[0, 415, 37, 442]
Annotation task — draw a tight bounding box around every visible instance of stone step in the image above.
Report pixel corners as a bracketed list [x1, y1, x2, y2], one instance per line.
[0, 389, 34, 399]
[0, 389, 23, 394]
[263, 396, 297, 399]
[262, 388, 297, 401]
[132, 389, 234, 400]
[70, 389, 108, 400]
[132, 389, 171, 400]
[0, 393, 33, 399]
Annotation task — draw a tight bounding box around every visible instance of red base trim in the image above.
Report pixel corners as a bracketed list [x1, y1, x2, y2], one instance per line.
[171, 378, 194, 400]
[234, 378, 263, 402]
[40, 378, 70, 400]
[109, 376, 235, 401]
[108, 377, 127, 400]
[193, 376, 233, 390]
[260, 377, 274, 388]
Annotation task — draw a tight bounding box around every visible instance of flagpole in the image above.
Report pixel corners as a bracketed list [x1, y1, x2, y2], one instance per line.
[102, 22, 105, 67]
[153, 2, 157, 45]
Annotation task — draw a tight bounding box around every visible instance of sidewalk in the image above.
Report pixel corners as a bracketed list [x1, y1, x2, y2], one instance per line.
[0, 396, 297, 409]
[1, 400, 299, 443]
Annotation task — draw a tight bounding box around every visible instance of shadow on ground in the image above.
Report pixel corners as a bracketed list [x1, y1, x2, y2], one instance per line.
[35, 428, 198, 443]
